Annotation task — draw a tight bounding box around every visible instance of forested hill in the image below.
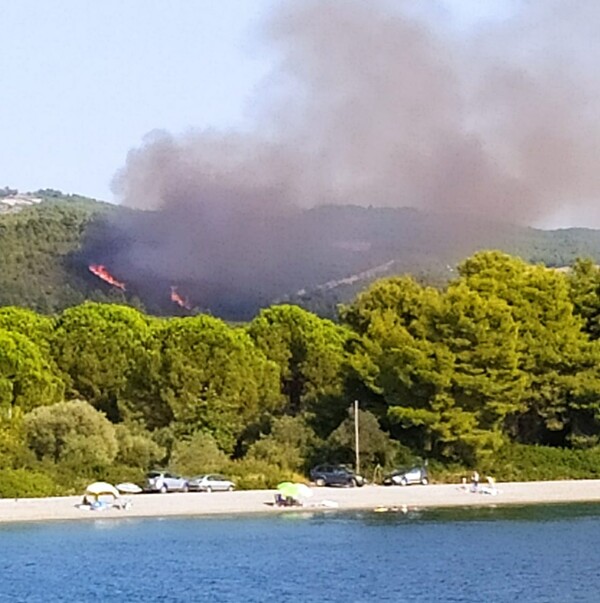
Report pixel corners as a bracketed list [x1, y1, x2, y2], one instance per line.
[0, 191, 122, 312]
[285, 207, 600, 315]
[2, 191, 600, 317]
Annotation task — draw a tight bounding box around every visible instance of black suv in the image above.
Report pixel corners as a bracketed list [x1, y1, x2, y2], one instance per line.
[310, 465, 365, 487]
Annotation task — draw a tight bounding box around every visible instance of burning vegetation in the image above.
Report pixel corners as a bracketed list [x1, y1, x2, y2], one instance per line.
[170, 286, 191, 310]
[88, 264, 126, 291]
[88, 261, 194, 312]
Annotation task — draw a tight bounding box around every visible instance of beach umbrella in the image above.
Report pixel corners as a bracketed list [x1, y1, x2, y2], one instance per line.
[85, 482, 120, 500]
[277, 482, 313, 500]
[116, 482, 143, 495]
[277, 481, 294, 494]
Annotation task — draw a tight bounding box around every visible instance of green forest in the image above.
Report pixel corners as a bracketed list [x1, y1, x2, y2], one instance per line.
[3, 250, 600, 497]
[0, 193, 119, 312]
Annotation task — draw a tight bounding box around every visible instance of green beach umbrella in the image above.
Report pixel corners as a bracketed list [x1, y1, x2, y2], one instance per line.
[277, 482, 313, 500]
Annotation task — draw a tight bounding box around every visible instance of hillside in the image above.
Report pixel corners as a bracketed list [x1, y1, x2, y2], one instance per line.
[282, 206, 600, 316]
[2, 193, 600, 318]
[0, 191, 123, 312]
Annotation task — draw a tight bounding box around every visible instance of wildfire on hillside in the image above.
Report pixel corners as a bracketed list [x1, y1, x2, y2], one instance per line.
[170, 286, 191, 310]
[88, 264, 126, 290]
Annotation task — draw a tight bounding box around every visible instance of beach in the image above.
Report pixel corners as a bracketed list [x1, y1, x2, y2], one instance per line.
[2, 479, 600, 523]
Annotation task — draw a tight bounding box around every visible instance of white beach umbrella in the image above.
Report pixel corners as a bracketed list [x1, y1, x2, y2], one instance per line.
[116, 482, 143, 494]
[85, 482, 120, 500]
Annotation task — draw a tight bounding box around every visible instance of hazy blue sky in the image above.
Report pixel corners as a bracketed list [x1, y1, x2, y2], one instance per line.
[1, 0, 277, 200]
[1, 0, 519, 202]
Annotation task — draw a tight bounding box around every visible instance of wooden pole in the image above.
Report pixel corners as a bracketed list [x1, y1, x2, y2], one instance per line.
[354, 400, 360, 475]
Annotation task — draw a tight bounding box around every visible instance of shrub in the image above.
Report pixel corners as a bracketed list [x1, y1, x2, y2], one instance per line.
[223, 458, 303, 490]
[169, 432, 228, 476]
[24, 400, 117, 468]
[100, 464, 146, 488]
[246, 415, 320, 472]
[0, 468, 57, 498]
[326, 409, 399, 474]
[426, 460, 469, 484]
[482, 443, 600, 481]
[115, 424, 165, 469]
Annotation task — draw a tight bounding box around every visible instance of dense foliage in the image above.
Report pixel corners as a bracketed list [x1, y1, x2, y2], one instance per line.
[3, 251, 600, 497]
[0, 193, 117, 313]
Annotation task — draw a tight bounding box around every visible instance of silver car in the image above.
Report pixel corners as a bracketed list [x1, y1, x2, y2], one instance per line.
[383, 466, 429, 486]
[188, 474, 235, 493]
[145, 471, 189, 493]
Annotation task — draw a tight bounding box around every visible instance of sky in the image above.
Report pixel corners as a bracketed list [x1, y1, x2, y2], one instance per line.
[1, 0, 275, 200]
[1, 1, 596, 229]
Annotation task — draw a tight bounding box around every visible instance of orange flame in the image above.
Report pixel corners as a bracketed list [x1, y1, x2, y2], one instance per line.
[89, 264, 126, 290]
[170, 286, 191, 310]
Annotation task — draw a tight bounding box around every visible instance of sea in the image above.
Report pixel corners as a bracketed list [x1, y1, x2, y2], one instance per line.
[1, 504, 599, 602]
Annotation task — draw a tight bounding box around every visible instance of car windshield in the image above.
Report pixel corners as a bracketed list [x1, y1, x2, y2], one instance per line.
[147, 471, 162, 478]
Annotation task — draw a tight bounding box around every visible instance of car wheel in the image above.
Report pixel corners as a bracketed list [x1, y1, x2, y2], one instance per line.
[227, 485, 234, 492]
[421, 477, 429, 485]
[315, 478, 325, 487]
[160, 484, 168, 494]
[400, 477, 408, 487]
[182, 484, 189, 493]
[206, 486, 212, 493]
[349, 478, 358, 488]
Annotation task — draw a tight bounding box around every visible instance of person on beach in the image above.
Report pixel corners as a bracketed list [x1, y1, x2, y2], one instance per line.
[483, 476, 497, 496]
[471, 471, 480, 492]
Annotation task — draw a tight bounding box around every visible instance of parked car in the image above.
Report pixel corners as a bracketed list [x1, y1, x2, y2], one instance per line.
[188, 474, 235, 493]
[145, 471, 189, 493]
[310, 465, 365, 487]
[383, 466, 429, 486]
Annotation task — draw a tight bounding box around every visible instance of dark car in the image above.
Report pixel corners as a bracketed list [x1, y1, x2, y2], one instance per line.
[383, 466, 429, 486]
[310, 465, 365, 487]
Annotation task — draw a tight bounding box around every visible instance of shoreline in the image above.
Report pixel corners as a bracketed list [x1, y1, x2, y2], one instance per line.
[2, 480, 600, 525]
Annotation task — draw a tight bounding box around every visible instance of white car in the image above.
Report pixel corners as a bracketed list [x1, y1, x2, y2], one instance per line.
[145, 471, 189, 493]
[188, 474, 235, 493]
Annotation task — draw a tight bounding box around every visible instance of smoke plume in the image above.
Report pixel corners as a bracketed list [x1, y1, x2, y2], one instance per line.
[101, 1, 600, 316]
[114, 0, 600, 225]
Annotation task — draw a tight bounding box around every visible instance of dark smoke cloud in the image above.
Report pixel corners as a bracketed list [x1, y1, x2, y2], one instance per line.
[102, 1, 600, 316]
[114, 0, 600, 226]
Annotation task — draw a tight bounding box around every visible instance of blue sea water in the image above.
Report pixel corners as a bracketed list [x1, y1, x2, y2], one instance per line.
[1, 504, 600, 602]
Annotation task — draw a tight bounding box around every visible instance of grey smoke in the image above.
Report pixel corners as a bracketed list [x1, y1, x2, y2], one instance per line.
[114, 0, 600, 226]
[104, 0, 600, 316]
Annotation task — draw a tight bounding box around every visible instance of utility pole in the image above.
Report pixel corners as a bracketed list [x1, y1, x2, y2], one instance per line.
[354, 399, 360, 475]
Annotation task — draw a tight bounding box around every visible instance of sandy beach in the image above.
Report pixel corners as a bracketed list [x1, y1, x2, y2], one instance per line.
[2, 480, 600, 524]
